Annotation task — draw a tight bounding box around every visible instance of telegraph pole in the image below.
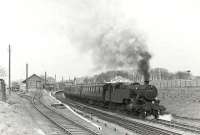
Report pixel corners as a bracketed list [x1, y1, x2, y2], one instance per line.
[26, 63, 28, 92]
[45, 72, 47, 85]
[8, 45, 11, 94]
[54, 74, 57, 91]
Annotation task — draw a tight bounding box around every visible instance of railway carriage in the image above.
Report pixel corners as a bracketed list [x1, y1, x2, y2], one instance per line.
[81, 84, 105, 101]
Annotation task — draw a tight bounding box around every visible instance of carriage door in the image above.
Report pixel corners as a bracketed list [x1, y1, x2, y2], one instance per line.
[105, 84, 112, 102]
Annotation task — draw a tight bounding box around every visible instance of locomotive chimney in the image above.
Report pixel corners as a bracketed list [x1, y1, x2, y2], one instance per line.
[144, 80, 149, 85]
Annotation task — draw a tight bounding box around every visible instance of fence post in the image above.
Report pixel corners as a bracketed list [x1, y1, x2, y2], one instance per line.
[167, 81, 168, 88]
[160, 82, 161, 88]
[0, 79, 6, 102]
[185, 80, 187, 87]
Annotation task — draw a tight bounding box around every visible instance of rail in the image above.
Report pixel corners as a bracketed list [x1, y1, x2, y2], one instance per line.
[55, 94, 184, 135]
[19, 93, 100, 135]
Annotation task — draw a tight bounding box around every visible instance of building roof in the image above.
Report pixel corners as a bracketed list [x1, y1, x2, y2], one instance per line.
[22, 74, 44, 83]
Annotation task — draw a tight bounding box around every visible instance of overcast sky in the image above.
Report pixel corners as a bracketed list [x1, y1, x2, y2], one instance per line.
[0, 0, 200, 81]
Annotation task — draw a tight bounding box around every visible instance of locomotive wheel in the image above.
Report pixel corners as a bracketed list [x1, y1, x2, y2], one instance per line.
[155, 114, 158, 119]
[88, 100, 94, 105]
[154, 110, 160, 119]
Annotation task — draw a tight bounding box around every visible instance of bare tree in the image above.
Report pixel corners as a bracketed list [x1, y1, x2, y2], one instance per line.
[174, 71, 190, 79]
[0, 66, 6, 77]
[150, 68, 170, 80]
[40, 75, 56, 83]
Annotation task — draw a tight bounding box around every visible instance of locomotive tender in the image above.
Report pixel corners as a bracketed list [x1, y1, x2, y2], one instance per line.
[63, 81, 165, 118]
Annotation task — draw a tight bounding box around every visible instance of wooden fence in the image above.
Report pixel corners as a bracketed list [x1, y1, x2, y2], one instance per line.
[149, 79, 200, 88]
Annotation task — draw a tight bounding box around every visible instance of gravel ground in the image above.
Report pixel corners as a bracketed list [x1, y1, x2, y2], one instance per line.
[0, 92, 43, 135]
[18, 92, 67, 135]
[0, 91, 67, 135]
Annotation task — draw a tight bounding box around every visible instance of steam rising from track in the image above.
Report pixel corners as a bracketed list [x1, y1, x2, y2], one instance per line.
[69, 26, 152, 80]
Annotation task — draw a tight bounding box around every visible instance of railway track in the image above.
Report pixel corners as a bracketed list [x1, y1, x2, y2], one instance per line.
[19, 93, 100, 135]
[152, 119, 200, 134]
[173, 114, 200, 122]
[55, 91, 200, 134]
[55, 93, 184, 135]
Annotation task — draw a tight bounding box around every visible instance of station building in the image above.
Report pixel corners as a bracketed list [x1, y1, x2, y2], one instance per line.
[22, 74, 44, 89]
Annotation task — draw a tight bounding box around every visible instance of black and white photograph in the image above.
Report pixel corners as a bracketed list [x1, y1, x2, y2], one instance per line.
[0, 0, 200, 134]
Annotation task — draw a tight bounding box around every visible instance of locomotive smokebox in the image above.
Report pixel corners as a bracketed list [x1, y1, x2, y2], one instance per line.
[144, 80, 149, 85]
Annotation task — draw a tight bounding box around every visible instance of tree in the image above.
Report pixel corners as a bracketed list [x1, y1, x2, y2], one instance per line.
[150, 68, 170, 80]
[40, 75, 56, 83]
[0, 66, 6, 77]
[174, 71, 190, 79]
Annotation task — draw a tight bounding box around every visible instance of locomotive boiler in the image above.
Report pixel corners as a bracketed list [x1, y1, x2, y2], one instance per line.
[63, 81, 166, 118]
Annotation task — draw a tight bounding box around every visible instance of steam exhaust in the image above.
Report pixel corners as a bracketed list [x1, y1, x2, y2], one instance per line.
[158, 114, 173, 121]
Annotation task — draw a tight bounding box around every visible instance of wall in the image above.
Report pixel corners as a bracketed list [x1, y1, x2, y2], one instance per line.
[27, 76, 44, 89]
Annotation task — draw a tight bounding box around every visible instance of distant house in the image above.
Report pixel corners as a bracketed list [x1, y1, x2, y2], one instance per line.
[22, 74, 44, 89]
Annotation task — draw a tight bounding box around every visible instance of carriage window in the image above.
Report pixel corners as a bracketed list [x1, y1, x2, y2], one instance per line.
[110, 86, 114, 93]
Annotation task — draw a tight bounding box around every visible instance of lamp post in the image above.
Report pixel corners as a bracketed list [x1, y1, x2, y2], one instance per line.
[186, 70, 191, 80]
[186, 70, 191, 87]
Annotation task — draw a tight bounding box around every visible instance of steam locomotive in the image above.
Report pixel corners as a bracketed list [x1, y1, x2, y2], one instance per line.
[63, 81, 166, 118]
